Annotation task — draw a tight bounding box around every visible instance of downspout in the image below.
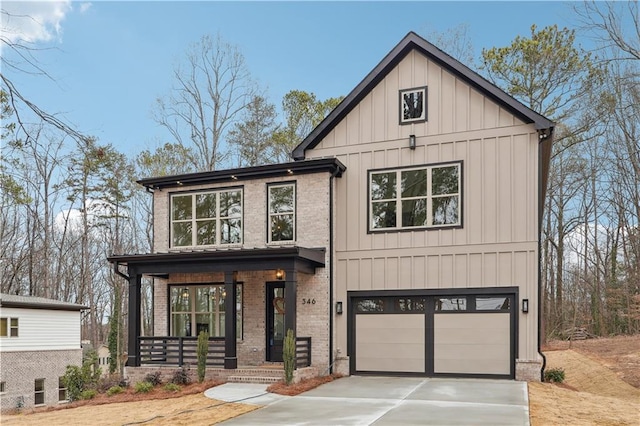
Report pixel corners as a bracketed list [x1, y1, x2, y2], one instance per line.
[113, 261, 130, 281]
[537, 127, 553, 381]
[328, 171, 335, 374]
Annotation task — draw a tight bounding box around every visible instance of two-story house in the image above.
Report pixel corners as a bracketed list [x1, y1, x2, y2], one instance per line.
[109, 32, 553, 383]
[0, 294, 88, 411]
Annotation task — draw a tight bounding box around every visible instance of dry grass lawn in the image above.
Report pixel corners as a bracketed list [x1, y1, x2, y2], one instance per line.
[530, 335, 640, 425]
[2, 336, 639, 425]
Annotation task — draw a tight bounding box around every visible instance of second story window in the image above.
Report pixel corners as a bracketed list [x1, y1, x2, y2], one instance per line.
[171, 189, 242, 247]
[268, 183, 295, 243]
[369, 162, 461, 231]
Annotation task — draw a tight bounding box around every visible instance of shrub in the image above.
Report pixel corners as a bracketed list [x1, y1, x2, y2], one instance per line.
[544, 367, 566, 383]
[106, 385, 124, 396]
[163, 383, 181, 393]
[81, 389, 97, 400]
[134, 381, 154, 393]
[144, 371, 163, 386]
[283, 329, 296, 385]
[62, 351, 102, 401]
[98, 374, 127, 393]
[197, 331, 209, 383]
[171, 367, 191, 385]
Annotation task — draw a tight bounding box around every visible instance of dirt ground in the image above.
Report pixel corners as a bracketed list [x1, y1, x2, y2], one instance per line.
[2, 335, 639, 425]
[530, 334, 640, 425]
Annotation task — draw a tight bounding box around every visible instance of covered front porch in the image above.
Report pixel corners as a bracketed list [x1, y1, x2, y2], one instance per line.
[108, 246, 326, 375]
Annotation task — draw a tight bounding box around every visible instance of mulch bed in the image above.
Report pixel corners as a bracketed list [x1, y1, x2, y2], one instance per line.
[267, 374, 342, 396]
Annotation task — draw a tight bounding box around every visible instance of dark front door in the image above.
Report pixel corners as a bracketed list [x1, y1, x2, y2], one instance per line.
[266, 282, 285, 362]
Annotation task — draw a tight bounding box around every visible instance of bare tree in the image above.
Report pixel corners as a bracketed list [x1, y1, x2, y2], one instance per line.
[152, 34, 257, 171]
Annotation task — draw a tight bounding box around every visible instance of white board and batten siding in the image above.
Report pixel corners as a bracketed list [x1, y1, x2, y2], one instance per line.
[0, 306, 82, 352]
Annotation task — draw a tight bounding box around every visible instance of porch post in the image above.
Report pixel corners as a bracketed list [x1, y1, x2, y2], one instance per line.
[284, 268, 297, 341]
[127, 269, 142, 367]
[224, 271, 237, 369]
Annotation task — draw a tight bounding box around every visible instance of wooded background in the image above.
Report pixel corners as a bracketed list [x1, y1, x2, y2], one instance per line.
[1, 2, 638, 374]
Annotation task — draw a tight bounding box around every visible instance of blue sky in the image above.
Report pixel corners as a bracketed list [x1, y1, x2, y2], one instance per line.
[3, 1, 578, 159]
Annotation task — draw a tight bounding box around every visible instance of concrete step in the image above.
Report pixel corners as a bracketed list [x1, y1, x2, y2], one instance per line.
[227, 375, 282, 384]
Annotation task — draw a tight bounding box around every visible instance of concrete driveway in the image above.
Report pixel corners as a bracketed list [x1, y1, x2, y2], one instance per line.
[213, 376, 530, 425]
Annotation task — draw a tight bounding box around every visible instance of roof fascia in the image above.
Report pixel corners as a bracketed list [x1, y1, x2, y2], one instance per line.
[138, 157, 345, 190]
[293, 31, 555, 160]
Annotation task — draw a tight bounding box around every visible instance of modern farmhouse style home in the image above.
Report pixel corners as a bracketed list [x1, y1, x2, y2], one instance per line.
[109, 32, 554, 382]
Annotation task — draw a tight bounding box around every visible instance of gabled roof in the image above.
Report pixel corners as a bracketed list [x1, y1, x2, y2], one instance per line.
[0, 293, 88, 311]
[293, 31, 555, 160]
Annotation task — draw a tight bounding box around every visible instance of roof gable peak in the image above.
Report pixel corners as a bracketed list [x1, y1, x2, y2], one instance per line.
[293, 31, 554, 160]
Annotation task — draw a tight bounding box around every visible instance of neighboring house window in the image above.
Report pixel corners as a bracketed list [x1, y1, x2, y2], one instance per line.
[268, 183, 295, 243]
[170, 285, 243, 338]
[0, 381, 5, 393]
[171, 189, 243, 247]
[369, 162, 461, 231]
[0, 317, 18, 337]
[58, 377, 68, 402]
[399, 86, 427, 124]
[34, 379, 45, 405]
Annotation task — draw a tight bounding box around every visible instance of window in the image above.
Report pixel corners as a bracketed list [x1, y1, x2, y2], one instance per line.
[435, 297, 467, 311]
[170, 285, 242, 338]
[58, 377, 68, 402]
[34, 379, 45, 405]
[171, 189, 242, 247]
[370, 163, 460, 231]
[0, 381, 5, 393]
[355, 299, 385, 313]
[477, 296, 511, 311]
[268, 183, 295, 243]
[400, 87, 427, 124]
[0, 317, 18, 337]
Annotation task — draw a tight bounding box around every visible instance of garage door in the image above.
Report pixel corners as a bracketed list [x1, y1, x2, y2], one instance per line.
[356, 314, 424, 373]
[350, 292, 515, 378]
[433, 313, 511, 375]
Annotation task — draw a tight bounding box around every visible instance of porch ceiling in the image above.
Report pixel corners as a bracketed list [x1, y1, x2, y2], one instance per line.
[108, 246, 326, 276]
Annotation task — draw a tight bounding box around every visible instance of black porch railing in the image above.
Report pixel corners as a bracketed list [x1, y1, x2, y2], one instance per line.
[295, 337, 311, 368]
[138, 337, 225, 367]
[138, 336, 312, 368]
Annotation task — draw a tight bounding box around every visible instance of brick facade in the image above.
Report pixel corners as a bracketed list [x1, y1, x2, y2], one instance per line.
[143, 171, 334, 375]
[0, 349, 82, 412]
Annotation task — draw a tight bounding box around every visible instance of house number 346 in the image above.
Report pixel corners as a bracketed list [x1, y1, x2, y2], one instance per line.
[302, 298, 316, 305]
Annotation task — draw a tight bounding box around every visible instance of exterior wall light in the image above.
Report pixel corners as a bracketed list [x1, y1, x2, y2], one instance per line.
[336, 301, 343, 314]
[275, 269, 284, 280]
[522, 299, 529, 313]
[409, 134, 416, 150]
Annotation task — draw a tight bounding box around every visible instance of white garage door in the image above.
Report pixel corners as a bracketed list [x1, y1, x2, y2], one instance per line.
[433, 312, 511, 375]
[355, 314, 425, 373]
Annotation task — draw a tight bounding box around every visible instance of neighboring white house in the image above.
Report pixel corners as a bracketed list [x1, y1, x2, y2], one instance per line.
[0, 294, 88, 411]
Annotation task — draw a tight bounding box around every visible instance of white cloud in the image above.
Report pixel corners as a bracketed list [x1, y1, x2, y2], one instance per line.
[1, 1, 72, 44]
[79, 3, 92, 14]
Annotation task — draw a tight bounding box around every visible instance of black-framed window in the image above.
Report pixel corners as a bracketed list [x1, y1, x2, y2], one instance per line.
[268, 183, 295, 243]
[34, 378, 45, 405]
[0, 317, 18, 337]
[0, 381, 5, 393]
[169, 284, 242, 338]
[369, 162, 461, 231]
[400, 86, 427, 124]
[171, 188, 242, 247]
[476, 296, 511, 311]
[435, 297, 467, 311]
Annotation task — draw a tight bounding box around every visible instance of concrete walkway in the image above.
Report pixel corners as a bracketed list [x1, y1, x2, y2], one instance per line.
[213, 376, 530, 425]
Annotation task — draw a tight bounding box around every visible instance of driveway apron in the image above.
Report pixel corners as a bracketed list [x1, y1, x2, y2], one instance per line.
[218, 376, 530, 425]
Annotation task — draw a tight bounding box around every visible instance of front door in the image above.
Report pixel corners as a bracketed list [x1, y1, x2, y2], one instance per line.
[266, 282, 285, 362]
